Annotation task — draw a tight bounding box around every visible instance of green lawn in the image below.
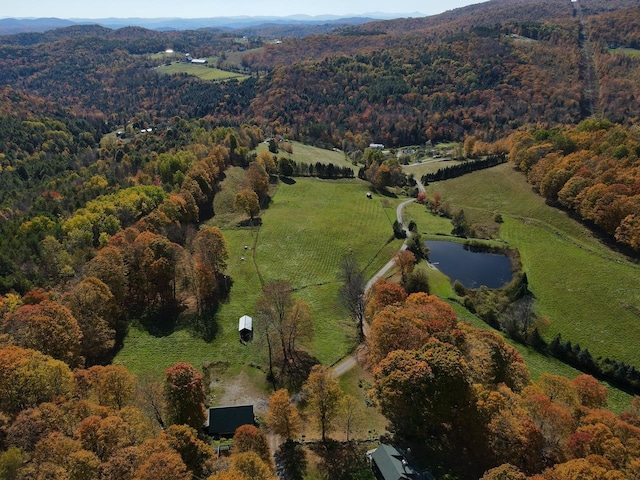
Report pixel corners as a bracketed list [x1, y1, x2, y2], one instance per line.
[423, 163, 640, 368]
[115, 171, 403, 377]
[255, 141, 355, 169]
[610, 47, 640, 57]
[155, 62, 248, 81]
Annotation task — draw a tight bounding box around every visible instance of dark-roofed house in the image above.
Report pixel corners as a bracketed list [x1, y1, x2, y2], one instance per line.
[204, 405, 255, 437]
[367, 444, 433, 480]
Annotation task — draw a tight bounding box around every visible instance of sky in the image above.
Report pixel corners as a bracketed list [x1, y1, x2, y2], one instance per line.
[2, 0, 486, 19]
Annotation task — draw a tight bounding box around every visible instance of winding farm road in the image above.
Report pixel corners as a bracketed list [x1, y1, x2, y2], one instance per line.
[332, 180, 426, 378]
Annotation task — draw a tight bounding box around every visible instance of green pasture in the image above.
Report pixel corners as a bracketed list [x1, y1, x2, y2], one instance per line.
[609, 47, 640, 57]
[423, 163, 640, 368]
[402, 158, 452, 180]
[115, 163, 403, 377]
[155, 62, 248, 81]
[224, 47, 264, 67]
[114, 145, 638, 412]
[255, 141, 355, 169]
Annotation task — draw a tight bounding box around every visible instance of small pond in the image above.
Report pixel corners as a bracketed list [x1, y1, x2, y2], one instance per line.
[426, 240, 513, 289]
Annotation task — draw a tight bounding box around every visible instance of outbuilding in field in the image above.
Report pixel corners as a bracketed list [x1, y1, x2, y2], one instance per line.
[238, 315, 253, 342]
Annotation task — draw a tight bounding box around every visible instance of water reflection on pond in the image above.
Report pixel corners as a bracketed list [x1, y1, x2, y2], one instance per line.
[426, 240, 513, 289]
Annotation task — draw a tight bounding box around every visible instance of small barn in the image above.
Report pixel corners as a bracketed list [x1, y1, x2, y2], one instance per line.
[238, 315, 253, 342]
[204, 405, 255, 437]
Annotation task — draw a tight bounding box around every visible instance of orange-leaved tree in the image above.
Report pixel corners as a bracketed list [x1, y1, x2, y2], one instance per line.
[164, 362, 206, 430]
[265, 388, 302, 442]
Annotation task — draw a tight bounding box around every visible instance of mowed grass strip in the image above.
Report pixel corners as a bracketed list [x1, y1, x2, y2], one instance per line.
[115, 175, 403, 376]
[423, 163, 640, 367]
[255, 141, 355, 169]
[255, 178, 401, 288]
[155, 62, 248, 81]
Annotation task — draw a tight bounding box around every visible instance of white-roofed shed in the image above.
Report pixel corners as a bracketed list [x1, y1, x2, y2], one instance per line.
[238, 315, 253, 342]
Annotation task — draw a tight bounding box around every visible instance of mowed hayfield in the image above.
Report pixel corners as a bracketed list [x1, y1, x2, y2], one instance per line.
[155, 62, 248, 81]
[237, 177, 403, 364]
[422, 162, 640, 368]
[115, 168, 403, 377]
[254, 141, 355, 169]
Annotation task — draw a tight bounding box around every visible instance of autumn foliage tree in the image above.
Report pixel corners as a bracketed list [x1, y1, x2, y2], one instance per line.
[2, 300, 83, 367]
[62, 276, 119, 365]
[245, 161, 270, 202]
[192, 226, 229, 309]
[164, 362, 206, 430]
[234, 188, 260, 221]
[90, 365, 137, 410]
[162, 424, 216, 479]
[393, 249, 416, 286]
[265, 388, 302, 441]
[302, 365, 343, 442]
[233, 424, 271, 465]
[368, 292, 458, 364]
[365, 278, 408, 320]
[508, 121, 640, 252]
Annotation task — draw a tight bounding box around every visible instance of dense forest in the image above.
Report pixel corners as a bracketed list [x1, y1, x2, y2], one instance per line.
[0, 0, 639, 478]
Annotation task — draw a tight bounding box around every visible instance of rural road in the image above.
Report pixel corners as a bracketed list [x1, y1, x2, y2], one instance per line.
[363, 197, 415, 292]
[270, 185, 428, 460]
[331, 182, 425, 378]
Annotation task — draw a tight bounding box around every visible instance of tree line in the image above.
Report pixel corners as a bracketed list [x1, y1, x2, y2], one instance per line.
[548, 334, 640, 394]
[277, 158, 354, 179]
[508, 120, 640, 252]
[421, 154, 507, 184]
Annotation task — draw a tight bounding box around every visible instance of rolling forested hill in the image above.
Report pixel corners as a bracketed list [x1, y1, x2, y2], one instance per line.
[0, 1, 640, 479]
[1, 0, 637, 258]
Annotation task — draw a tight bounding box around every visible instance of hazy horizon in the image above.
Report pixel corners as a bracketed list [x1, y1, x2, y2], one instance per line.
[2, 0, 487, 20]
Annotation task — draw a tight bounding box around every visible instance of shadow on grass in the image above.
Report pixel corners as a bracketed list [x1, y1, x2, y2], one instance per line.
[188, 304, 221, 342]
[275, 441, 307, 480]
[279, 351, 321, 392]
[138, 303, 184, 337]
[376, 188, 398, 199]
[280, 176, 296, 185]
[238, 217, 263, 228]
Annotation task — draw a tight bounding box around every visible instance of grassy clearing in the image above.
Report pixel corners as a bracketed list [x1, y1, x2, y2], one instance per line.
[224, 47, 264, 67]
[610, 47, 640, 57]
[403, 158, 463, 180]
[155, 62, 248, 81]
[115, 158, 404, 376]
[255, 141, 355, 169]
[423, 163, 640, 368]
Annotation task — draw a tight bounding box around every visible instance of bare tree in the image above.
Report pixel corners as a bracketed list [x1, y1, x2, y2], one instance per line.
[337, 253, 366, 341]
[255, 280, 313, 388]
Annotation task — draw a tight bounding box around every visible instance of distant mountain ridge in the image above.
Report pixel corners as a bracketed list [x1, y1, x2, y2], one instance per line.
[0, 13, 425, 35]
